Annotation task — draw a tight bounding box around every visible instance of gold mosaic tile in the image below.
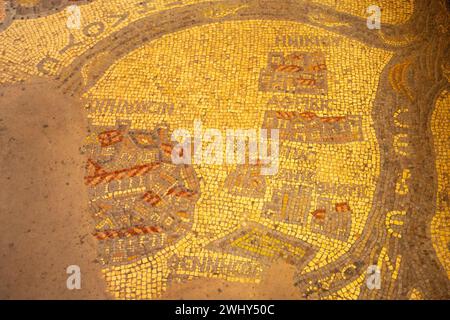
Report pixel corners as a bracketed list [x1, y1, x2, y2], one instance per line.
[0, 0, 449, 300]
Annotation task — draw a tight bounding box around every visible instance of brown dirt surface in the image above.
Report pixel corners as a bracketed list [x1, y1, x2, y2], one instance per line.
[0, 78, 109, 299]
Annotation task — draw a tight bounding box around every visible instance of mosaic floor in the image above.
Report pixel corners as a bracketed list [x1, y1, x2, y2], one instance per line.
[0, 0, 449, 299]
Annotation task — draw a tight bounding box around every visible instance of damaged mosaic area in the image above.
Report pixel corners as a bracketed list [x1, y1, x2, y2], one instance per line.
[0, 0, 449, 299]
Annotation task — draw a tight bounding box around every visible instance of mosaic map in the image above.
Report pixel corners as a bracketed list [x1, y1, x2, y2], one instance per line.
[0, 0, 449, 300]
